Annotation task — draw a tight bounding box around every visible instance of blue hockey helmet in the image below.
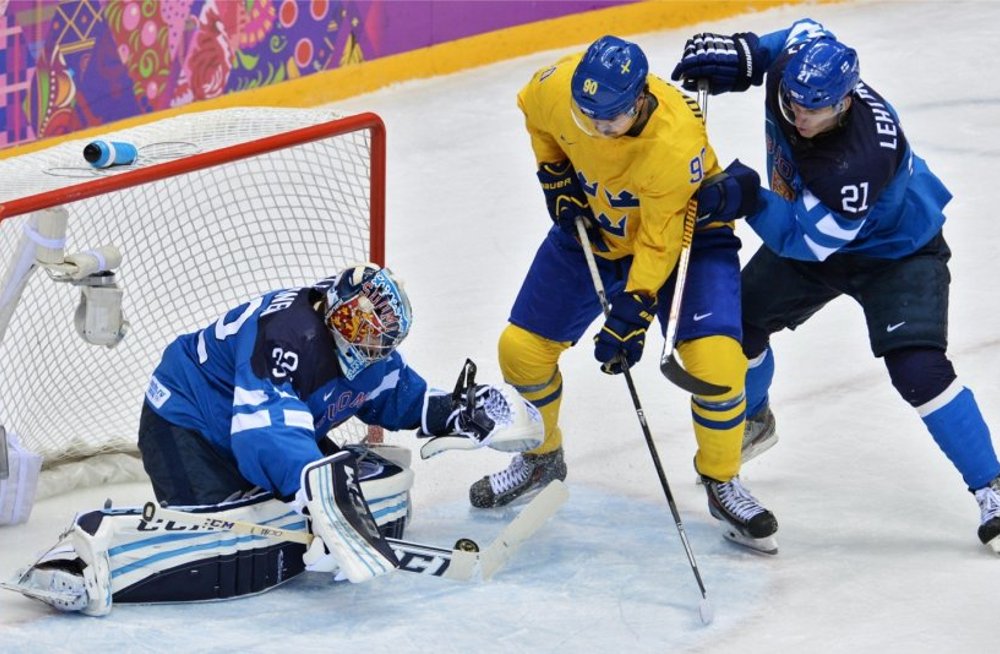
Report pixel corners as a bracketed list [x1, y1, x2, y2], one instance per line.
[780, 37, 860, 111]
[571, 35, 649, 120]
[324, 263, 412, 379]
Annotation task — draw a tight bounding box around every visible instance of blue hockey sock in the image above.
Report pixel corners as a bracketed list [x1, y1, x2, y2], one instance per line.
[745, 346, 774, 418]
[919, 382, 1000, 490]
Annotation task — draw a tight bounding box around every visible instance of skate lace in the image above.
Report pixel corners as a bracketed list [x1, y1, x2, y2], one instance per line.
[489, 454, 531, 494]
[481, 387, 514, 428]
[716, 477, 766, 521]
[975, 484, 1000, 522]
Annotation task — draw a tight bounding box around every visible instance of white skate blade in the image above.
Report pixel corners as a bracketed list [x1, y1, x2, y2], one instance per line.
[720, 526, 778, 555]
[985, 535, 1000, 556]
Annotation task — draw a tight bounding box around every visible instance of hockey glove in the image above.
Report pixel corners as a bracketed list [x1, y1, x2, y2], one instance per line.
[696, 159, 762, 223]
[537, 161, 608, 251]
[670, 32, 766, 95]
[593, 293, 656, 375]
[417, 360, 543, 459]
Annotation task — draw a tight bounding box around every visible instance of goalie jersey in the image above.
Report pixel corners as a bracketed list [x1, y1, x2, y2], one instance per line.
[517, 53, 722, 296]
[144, 279, 428, 498]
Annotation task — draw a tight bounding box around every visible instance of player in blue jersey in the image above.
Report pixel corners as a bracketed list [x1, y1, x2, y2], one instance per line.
[672, 18, 1000, 552]
[9, 264, 544, 615]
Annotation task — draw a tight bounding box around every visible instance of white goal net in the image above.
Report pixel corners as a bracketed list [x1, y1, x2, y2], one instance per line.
[0, 107, 386, 497]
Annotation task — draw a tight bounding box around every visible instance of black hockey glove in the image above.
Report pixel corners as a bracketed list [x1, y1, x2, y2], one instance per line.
[671, 32, 766, 95]
[593, 292, 656, 375]
[536, 161, 608, 251]
[696, 159, 762, 223]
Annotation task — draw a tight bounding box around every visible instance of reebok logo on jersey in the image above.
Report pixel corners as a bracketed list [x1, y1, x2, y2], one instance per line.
[693, 312, 713, 322]
[886, 322, 906, 332]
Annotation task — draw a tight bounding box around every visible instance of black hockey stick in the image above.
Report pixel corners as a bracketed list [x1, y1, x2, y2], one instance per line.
[141, 479, 568, 582]
[658, 81, 731, 397]
[575, 217, 713, 624]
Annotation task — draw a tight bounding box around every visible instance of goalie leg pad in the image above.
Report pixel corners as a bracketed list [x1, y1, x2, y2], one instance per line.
[299, 450, 400, 583]
[4, 493, 310, 614]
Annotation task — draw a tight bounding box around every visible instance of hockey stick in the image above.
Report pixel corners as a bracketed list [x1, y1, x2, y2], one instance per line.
[658, 81, 730, 397]
[576, 223, 713, 624]
[141, 479, 567, 583]
[141, 502, 477, 580]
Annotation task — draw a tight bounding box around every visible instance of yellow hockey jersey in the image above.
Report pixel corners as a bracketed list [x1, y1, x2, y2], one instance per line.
[518, 53, 721, 296]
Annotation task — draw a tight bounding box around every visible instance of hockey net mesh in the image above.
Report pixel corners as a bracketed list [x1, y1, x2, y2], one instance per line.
[0, 107, 384, 495]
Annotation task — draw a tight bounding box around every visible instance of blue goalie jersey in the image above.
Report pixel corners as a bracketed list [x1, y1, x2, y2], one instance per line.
[750, 19, 953, 261]
[144, 279, 429, 498]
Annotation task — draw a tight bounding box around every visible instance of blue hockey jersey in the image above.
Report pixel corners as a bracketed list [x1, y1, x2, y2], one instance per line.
[144, 279, 429, 498]
[748, 19, 952, 261]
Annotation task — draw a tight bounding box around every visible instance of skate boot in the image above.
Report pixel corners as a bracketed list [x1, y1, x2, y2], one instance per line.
[702, 474, 779, 554]
[742, 405, 777, 463]
[975, 476, 1000, 554]
[470, 448, 567, 509]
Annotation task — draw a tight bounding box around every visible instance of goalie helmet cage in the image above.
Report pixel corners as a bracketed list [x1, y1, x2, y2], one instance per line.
[0, 107, 387, 498]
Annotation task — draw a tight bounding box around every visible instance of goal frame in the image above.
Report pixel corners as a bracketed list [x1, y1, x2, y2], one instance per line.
[0, 111, 386, 264]
[0, 109, 389, 497]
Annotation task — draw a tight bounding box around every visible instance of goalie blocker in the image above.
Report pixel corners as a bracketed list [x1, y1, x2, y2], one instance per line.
[4, 445, 412, 616]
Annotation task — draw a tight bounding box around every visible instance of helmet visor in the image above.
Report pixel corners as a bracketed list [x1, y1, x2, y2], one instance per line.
[570, 96, 639, 138]
[778, 80, 848, 135]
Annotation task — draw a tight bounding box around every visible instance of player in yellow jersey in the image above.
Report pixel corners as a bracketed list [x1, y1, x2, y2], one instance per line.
[469, 36, 778, 552]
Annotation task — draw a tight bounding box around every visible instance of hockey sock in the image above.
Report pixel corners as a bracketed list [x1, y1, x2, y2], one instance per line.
[498, 324, 569, 455]
[744, 346, 774, 418]
[682, 335, 747, 481]
[918, 382, 1000, 490]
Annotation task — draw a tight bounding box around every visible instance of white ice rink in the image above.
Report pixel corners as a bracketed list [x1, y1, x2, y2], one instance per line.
[2, 1, 999, 651]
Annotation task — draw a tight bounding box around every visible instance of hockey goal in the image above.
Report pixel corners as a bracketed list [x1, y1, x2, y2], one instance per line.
[0, 107, 386, 497]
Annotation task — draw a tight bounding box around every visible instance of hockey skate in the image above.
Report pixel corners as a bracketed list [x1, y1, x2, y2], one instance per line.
[975, 476, 1000, 554]
[702, 474, 778, 555]
[742, 405, 778, 463]
[470, 448, 567, 509]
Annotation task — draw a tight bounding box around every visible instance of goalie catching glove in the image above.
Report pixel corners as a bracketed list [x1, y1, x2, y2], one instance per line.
[417, 359, 543, 460]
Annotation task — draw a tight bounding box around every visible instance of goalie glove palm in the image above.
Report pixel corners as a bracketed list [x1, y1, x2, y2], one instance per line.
[418, 378, 543, 460]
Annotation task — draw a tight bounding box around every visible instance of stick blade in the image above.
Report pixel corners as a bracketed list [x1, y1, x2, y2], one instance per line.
[660, 353, 730, 396]
[480, 480, 569, 580]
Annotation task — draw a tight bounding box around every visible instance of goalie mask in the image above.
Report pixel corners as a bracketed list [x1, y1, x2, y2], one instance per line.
[324, 264, 412, 380]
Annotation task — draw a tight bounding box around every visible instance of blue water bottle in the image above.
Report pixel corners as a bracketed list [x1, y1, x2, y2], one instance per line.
[83, 140, 138, 168]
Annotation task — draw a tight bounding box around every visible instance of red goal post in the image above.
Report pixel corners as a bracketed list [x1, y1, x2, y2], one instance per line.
[0, 107, 386, 498]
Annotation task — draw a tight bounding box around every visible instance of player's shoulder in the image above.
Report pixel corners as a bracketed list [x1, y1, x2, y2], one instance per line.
[806, 88, 904, 187]
[641, 77, 708, 167]
[648, 76, 703, 120]
[254, 286, 329, 353]
[519, 53, 579, 112]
